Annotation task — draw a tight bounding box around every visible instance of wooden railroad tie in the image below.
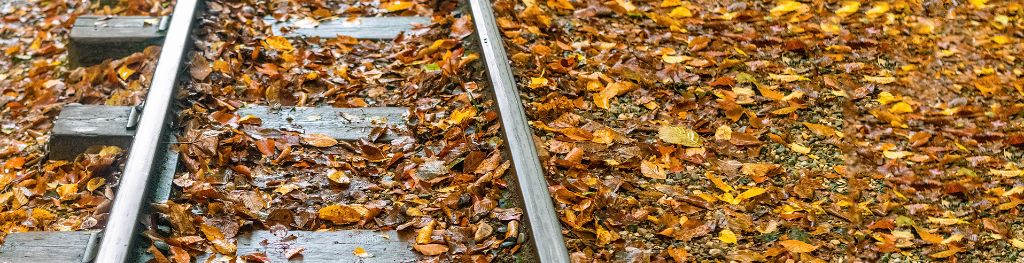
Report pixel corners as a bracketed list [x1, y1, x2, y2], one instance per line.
[197, 230, 417, 262]
[69, 16, 169, 67]
[47, 105, 408, 160]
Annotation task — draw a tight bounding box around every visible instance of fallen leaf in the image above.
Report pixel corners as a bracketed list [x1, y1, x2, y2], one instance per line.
[594, 82, 634, 109]
[835, 1, 861, 17]
[719, 229, 738, 244]
[864, 2, 890, 18]
[529, 77, 549, 89]
[658, 125, 703, 147]
[779, 239, 818, 253]
[263, 36, 294, 52]
[413, 244, 449, 256]
[788, 143, 811, 154]
[382, 0, 414, 12]
[669, 6, 692, 18]
[736, 187, 766, 202]
[301, 134, 338, 147]
[770, 0, 808, 17]
[353, 247, 372, 258]
[318, 204, 369, 224]
[640, 160, 667, 179]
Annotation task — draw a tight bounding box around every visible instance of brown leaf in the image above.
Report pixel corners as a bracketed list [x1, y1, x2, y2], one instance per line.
[169, 246, 190, 263]
[641, 160, 667, 179]
[740, 163, 780, 183]
[189, 54, 211, 80]
[413, 244, 449, 256]
[301, 134, 338, 147]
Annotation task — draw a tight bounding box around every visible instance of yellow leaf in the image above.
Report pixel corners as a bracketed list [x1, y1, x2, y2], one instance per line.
[448, 106, 478, 125]
[382, 0, 414, 12]
[779, 239, 818, 253]
[889, 102, 914, 114]
[927, 217, 965, 226]
[615, 0, 637, 12]
[213, 60, 230, 72]
[835, 1, 861, 17]
[353, 247, 372, 258]
[705, 173, 734, 193]
[864, 75, 896, 84]
[117, 65, 136, 81]
[57, 184, 78, 200]
[969, 0, 987, 9]
[327, 170, 350, 184]
[416, 220, 435, 244]
[864, 2, 889, 18]
[941, 234, 964, 245]
[990, 169, 1023, 177]
[86, 177, 106, 192]
[660, 0, 681, 7]
[802, 122, 837, 137]
[770, 0, 808, 17]
[820, 22, 841, 34]
[640, 160, 667, 179]
[719, 192, 738, 205]
[662, 54, 686, 64]
[1011, 239, 1024, 249]
[596, 225, 618, 245]
[930, 248, 960, 258]
[882, 150, 911, 159]
[318, 204, 369, 224]
[658, 125, 703, 147]
[736, 187, 766, 202]
[788, 143, 811, 154]
[263, 36, 294, 52]
[769, 73, 809, 82]
[547, 0, 574, 10]
[714, 125, 732, 141]
[529, 77, 549, 88]
[876, 91, 898, 105]
[719, 229, 738, 244]
[991, 35, 1009, 45]
[669, 6, 692, 18]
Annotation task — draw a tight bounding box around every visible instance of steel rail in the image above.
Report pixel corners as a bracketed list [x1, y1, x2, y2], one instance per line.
[466, 0, 571, 262]
[93, 0, 201, 262]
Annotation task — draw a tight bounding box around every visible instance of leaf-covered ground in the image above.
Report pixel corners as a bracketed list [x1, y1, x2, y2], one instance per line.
[147, 0, 525, 262]
[0, 1, 171, 242]
[495, 0, 1023, 261]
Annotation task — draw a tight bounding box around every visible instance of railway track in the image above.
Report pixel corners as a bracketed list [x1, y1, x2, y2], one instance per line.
[1, 0, 570, 262]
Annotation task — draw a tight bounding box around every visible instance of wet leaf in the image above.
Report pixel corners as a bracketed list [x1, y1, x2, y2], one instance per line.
[301, 134, 338, 147]
[779, 239, 818, 253]
[263, 36, 294, 52]
[413, 244, 449, 256]
[318, 204, 369, 224]
[719, 229, 738, 244]
[658, 125, 703, 147]
[382, 1, 414, 12]
[640, 160, 667, 179]
[353, 247, 372, 258]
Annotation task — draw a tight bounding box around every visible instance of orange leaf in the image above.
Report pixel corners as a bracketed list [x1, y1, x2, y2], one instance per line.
[413, 244, 449, 256]
[301, 134, 338, 147]
[779, 239, 818, 253]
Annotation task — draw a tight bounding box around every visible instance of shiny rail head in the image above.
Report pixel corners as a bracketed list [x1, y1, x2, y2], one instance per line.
[92, 0, 204, 262]
[466, 0, 571, 262]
